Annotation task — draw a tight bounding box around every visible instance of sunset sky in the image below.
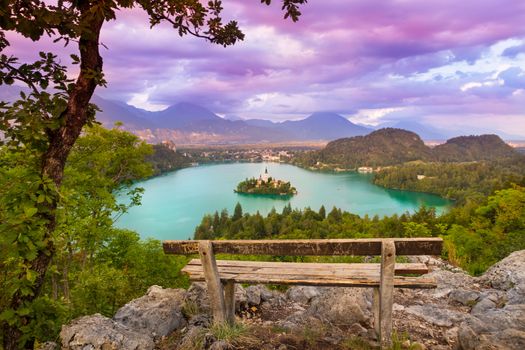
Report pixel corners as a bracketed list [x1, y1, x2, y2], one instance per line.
[4, 0, 525, 136]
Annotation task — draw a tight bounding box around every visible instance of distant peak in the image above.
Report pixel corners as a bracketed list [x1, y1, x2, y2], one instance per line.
[308, 111, 345, 119]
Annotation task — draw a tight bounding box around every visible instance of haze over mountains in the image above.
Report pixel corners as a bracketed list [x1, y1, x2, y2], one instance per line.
[93, 96, 373, 144]
[89, 96, 523, 144]
[1, 87, 522, 144]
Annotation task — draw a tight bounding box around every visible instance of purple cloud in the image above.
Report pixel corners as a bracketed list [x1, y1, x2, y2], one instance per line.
[2, 0, 525, 135]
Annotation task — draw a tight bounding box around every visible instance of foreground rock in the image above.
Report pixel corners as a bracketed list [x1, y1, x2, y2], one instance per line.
[479, 250, 525, 305]
[60, 250, 525, 350]
[60, 286, 186, 350]
[60, 314, 155, 350]
[114, 285, 186, 340]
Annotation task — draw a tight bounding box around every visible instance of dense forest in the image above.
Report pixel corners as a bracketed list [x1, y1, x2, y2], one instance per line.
[195, 183, 525, 276]
[0, 126, 189, 346]
[373, 157, 525, 203]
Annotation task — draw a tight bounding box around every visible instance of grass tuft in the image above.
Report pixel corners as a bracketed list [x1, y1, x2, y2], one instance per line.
[181, 300, 200, 319]
[209, 322, 257, 347]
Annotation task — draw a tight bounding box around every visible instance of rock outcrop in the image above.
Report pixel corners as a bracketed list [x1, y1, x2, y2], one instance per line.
[113, 285, 186, 340]
[60, 314, 155, 350]
[61, 286, 187, 350]
[59, 250, 525, 350]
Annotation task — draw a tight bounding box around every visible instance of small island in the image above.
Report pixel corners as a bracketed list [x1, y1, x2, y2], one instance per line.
[235, 168, 297, 196]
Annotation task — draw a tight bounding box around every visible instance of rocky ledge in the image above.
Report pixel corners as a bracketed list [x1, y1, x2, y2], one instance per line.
[51, 250, 525, 350]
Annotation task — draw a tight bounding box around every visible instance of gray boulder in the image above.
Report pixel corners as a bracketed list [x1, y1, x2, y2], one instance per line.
[449, 289, 480, 306]
[245, 284, 275, 306]
[235, 284, 248, 309]
[113, 285, 186, 340]
[405, 305, 468, 327]
[60, 314, 154, 350]
[286, 286, 322, 304]
[480, 250, 525, 304]
[427, 269, 476, 291]
[245, 285, 261, 306]
[187, 282, 210, 312]
[471, 297, 497, 315]
[306, 287, 371, 326]
[187, 282, 248, 311]
[459, 304, 525, 349]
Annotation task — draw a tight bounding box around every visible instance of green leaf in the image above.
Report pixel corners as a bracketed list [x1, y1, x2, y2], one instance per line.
[0, 309, 17, 324]
[24, 207, 38, 217]
[17, 307, 31, 316]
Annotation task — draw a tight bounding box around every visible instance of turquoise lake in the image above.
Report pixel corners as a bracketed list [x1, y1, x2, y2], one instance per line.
[115, 162, 451, 240]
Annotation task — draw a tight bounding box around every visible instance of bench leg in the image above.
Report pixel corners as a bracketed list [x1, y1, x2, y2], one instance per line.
[379, 240, 396, 349]
[198, 241, 227, 324]
[373, 287, 380, 339]
[223, 280, 235, 325]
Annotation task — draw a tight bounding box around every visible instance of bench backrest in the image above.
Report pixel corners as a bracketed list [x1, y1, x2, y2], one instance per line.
[163, 238, 443, 256]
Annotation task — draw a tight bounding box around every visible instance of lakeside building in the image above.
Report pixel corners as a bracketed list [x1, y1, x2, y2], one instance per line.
[358, 167, 374, 173]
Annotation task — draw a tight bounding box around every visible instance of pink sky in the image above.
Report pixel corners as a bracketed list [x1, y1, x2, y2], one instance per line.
[3, 0, 525, 136]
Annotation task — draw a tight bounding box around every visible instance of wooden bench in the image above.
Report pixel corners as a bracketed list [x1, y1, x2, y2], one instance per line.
[163, 238, 442, 348]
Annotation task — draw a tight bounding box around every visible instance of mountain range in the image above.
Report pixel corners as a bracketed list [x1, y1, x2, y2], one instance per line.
[0, 87, 522, 144]
[92, 97, 524, 144]
[92, 96, 372, 144]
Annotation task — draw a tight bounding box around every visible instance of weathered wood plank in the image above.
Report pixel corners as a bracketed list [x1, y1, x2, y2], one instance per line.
[379, 240, 395, 349]
[163, 238, 443, 256]
[223, 280, 235, 325]
[183, 259, 429, 275]
[198, 241, 227, 324]
[183, 265, 419, 278]
[184, 267, 382, 279]
[182, 272, 436, 288]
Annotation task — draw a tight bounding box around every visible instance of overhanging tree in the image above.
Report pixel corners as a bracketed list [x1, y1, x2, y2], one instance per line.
[0, 0, 306, 348]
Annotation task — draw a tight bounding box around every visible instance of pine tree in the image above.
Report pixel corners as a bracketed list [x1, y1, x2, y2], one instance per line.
[233, 202, 243, 221]
[319, 205, 326, 220]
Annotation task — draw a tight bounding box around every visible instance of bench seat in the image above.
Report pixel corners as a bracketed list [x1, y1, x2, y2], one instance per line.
[181, 259, 437, 288]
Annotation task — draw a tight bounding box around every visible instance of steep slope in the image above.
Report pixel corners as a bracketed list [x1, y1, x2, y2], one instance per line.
[433, 134, 519, 162]
[153, 102, 221, 129]
[280, 112, 372, 140]
[317, 128, 432, 167]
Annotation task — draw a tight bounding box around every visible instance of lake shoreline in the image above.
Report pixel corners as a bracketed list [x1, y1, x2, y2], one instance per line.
[116, 162, 452, 240]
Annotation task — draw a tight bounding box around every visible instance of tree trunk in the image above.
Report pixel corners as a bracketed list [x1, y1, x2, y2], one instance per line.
[2, 4, 104, 349]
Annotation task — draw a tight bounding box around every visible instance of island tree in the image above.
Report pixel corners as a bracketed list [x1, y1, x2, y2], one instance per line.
[0, 1, 306, 347]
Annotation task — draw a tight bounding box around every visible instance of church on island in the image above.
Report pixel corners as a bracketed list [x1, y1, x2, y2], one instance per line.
[258, 167, 270, 185]
[235, 167, 297, 196]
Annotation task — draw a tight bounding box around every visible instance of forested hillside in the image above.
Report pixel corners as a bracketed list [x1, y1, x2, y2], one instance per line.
[433, 135, 517, 162]
[294, 128, 522, 169]
[309, 128, 432, 168]
[373, 157, 525, 203]
[146, 143, 191, 175]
